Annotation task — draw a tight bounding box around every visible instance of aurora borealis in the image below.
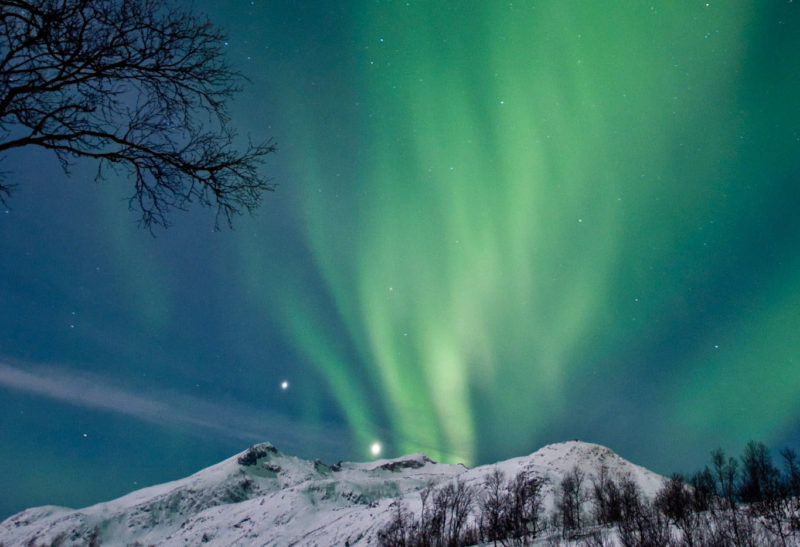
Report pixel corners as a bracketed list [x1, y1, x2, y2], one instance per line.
[1, 0, 799, 520]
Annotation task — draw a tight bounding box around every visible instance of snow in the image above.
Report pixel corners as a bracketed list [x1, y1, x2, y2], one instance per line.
[0, 440, 666, 546]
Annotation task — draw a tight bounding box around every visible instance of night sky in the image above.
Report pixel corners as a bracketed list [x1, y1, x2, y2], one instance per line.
[2, 1, 800, 520]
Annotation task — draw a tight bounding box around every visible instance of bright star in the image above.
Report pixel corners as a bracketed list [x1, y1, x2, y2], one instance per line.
[370, 442, 382, 457]
[281, 381, 289, 390]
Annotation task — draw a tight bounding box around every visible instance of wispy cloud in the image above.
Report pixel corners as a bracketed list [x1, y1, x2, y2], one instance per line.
[0, 362, 167, 419]
[0, 361, 351, 460]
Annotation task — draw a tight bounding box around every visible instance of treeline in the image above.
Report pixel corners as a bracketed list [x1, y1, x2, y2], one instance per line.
[377, 441, 800, 546]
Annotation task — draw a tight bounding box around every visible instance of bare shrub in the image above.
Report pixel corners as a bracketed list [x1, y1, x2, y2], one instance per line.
[555, 466, 585, 538]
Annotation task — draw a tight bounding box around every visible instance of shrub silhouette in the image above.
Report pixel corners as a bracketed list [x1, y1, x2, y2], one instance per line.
[379, 440, 800, 546]
[478, 468, 546, 546]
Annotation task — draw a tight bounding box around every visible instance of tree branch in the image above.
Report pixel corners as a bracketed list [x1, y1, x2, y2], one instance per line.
[0, 0, 276, 228]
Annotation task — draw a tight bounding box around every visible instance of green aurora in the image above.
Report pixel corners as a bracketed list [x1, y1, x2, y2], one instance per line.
[239, 2, 800, 463]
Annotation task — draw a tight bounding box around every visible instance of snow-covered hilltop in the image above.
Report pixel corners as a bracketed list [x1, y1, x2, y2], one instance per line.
[0, 441, 665, 546]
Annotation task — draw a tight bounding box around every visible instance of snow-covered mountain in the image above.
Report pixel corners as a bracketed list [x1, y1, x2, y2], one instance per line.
[0, 441, 665, 546]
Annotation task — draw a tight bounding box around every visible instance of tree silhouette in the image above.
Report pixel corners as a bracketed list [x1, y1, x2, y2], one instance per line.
[555, 466, 585, 536]
[0, 0, 276, 229]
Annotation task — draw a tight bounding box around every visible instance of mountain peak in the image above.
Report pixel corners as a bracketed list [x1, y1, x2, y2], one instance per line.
[367, 452, 438, 472]
[0, 440, 665, 546]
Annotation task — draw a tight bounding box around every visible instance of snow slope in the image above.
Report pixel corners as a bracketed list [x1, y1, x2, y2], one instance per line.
[0, 441, 665, 546]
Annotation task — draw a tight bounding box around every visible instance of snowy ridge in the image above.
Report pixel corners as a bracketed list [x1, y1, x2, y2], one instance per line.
[0, 441, 665, 546]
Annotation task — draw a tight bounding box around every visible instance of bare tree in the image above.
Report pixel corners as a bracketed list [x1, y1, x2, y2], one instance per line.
[377, 500, 414, 547]
[780, 448, 800, 533]
[479, 468, 547, 546]
[743, 445, 795, 547]
[506, 470, 547, 543]
[654, 473, 705, 547]
[378, 479, 477, 547]
[739, 441, 778, 504]
[591, 465, 622, 526]
[709, 448, 752, 546]
[616, 477, 672, 547]
[689, 467, 716, 513]
[480, 468, 507, 546]
[0, 0, 276, 228]
[781, 448, 800, 499]
[556, 466, 585, 537]
[433, 479, 476, 546]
